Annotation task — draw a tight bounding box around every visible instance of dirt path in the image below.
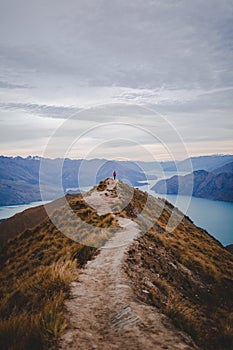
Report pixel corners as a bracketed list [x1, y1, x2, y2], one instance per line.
[84, 178, 118, 216]
[60, 179, 198, 350]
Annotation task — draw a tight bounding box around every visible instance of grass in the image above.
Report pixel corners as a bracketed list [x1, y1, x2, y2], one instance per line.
[2, 179, 233, 349]
[0, 253, 79, 350]
[122, 184, 233, 350]
[96, 180, 107, 192]
[0, 191, 118, 350]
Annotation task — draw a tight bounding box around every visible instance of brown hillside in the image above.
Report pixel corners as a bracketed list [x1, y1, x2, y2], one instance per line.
[0, 180, 233, 350]
[119, 184, 233, 350]
[0, 191, 118, 350]
[0, 195, 76, 244]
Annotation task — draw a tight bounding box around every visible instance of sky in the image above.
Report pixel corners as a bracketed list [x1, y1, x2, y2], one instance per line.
[0, 0, 233, 161]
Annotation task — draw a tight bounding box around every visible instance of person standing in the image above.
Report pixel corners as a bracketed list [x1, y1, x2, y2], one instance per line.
[113, 170, 116, 180]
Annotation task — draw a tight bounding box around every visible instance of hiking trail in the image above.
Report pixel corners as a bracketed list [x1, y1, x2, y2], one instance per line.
[59, 179, 198, 350]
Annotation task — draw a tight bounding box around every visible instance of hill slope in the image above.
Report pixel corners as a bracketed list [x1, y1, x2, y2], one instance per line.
[61, 179, 233, 350]
[117, 182, 233, 350]
[60, 179, 197, 350]
[0, 179, 233, 350]
[0, 190, 119, 349]
[213, 161, 233, 174]
[0, 195, 74, 244]
[152, 170, 233, 202]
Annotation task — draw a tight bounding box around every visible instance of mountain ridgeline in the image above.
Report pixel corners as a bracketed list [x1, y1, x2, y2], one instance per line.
[0, 156, 147, 205]
[0, 179, 233, 350]
[1, 154, 233, 206]
[153, 169, 233, 202]
[152, 155, 233, 202]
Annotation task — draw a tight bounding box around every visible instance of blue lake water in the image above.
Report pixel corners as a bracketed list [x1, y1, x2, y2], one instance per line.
[160, 194, 233, 246]
[139, 171, 233, 246]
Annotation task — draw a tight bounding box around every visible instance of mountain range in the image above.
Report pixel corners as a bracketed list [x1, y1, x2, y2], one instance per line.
[0, 156, 147, 205]
[1, 154, 233, 205]
[0, 179, 232, 350]
[153, 166, 233, 202]
[161, 154, 233, 172]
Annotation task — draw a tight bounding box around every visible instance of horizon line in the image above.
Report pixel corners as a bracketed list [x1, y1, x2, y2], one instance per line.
[0, 153, 233, 163]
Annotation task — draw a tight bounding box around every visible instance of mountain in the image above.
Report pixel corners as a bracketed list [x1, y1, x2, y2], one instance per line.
[0, 156, 41, 205]
[0, 179, 233, 350]
[0, 195, 74, 244]
[213, 161, 233, 174]
[226, 244, 233, 254]
[164, 154, 233, 172]
[1, 155, 233, 206]
[0, 156, 77, 205]
[152, 170, 233, 202]
[0, 156, 147, 205]
[102, 155, 233, 175]
[0, 188, 117, 349]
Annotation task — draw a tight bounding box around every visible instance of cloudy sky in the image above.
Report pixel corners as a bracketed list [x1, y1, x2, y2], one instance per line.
[0, 0, 233, 161]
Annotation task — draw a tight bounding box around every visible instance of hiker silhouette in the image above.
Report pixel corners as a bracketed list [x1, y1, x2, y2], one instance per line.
[113, 170, 116, 180]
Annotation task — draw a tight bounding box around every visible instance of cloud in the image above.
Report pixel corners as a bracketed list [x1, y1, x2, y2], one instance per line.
[0, 102, 79, 119]
[0, 81, 29, 89]
[113, 86, 233, 112]
[0, 0, 232, 159]
[1, 0, 233, 89]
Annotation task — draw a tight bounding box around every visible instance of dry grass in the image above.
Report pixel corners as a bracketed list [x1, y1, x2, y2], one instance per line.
[0, 249, 80, 350]
[0, 192, 118, 350]
[122, 184, 233, 350]
[96, 180, 107, 192]
[2, 180, 233, 349]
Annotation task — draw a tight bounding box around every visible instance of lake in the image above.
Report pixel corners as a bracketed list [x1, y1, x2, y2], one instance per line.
[0, 176, 232, 246]
[139, 171, 233, 246]
[0, 201, 50, 221]
[159, 194, 232, 246]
